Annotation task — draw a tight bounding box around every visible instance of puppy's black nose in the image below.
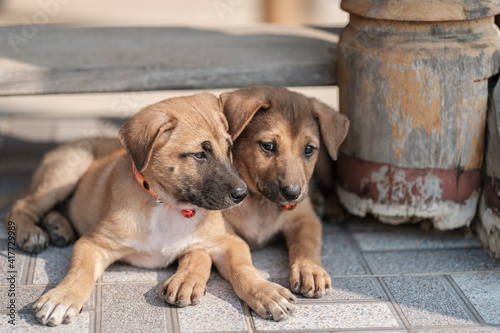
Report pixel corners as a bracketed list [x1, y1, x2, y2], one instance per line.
[281, 185, 301, 201]
[230, 186, 248, 203]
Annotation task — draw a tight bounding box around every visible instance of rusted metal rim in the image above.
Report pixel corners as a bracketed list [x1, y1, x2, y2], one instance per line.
[337, 153, 481, 205]
[340, 0, 500, 21]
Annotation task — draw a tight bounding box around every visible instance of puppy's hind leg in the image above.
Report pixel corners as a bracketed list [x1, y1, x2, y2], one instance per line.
[6, 140, 94, 253]
[41, 211, 76, 247]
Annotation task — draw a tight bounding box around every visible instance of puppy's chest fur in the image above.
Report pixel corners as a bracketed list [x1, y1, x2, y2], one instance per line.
[122, 205, 205, 268]
[226, 199, 285, 249]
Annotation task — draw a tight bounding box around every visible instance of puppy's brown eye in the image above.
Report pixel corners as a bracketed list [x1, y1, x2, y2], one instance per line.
[304, 145, 316, 157]
[193, 152, 207, 160]
[260, 142, 275, 152]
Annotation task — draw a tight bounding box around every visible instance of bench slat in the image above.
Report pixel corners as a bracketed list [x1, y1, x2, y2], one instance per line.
[0, 26, 339, 96]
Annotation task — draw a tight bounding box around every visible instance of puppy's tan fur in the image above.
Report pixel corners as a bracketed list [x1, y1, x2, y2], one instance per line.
[219, 86, 349, 297]
[5, 93, 295, 326]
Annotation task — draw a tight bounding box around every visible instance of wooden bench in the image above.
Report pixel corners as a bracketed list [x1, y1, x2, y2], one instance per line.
[0, 25, 340, 96]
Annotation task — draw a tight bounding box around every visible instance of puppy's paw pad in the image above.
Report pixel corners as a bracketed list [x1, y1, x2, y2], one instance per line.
[17, 225, 48, 253]
[34, 300, 79, 327]
[160, 273, 207, 307]
[248, 281, 296, 322]
[290, 261, 331, 298]
[33, 288, 84, 326]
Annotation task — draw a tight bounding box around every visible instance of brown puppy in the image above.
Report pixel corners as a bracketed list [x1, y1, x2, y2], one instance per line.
[220, 86, 349, 298]
[5, 94, 295, 326]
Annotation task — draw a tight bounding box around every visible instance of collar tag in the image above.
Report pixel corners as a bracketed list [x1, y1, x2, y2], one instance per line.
[181, 209, 196, 218]
[281, 203, 297, 210]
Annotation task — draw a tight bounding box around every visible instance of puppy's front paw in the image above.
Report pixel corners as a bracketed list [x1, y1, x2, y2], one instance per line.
[160, 272, 207, 307]
[290, 260, 332, 298]
[33, 287, 85, 326]
[17, 224, 48, 253]
[247, 281, 296, 321]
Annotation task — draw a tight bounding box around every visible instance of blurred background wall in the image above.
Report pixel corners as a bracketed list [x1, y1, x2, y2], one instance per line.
[0, 0, 348, 27]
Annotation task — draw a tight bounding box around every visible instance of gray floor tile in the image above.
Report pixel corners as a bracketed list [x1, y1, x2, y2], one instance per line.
[414, 328, 500, 333]
[102, 261, 176, 283]
[383, 276, 475, 327]
[326, 276, 385, 301]
[287, 276, 385, 302]
[34, 245, 176, 285]
[364, 249, 500, 274]
[101, 282, 170, 333]
[250, 225, 368, 280]
[352, 229, 480, 251]
[252, 303, 399, 330]
[346, 215, 400, 232]
[251, 243, 289, 279]
[0, 285, 96, 313]
[177, 279, 248, 333]
[33, 245, 73, 285]
[1, 236, 32, 286]
[0, 311, 92, 333]
[452, 273, 500, 325]
[322, 223, 368, 276]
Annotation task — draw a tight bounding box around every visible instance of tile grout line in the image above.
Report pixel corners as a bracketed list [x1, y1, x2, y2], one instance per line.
[375, 276, 412, 330]
[338, 223, 374, 275]
[170, 306, 181, 333]
[3, 269, 499, 289]
[240, 299, 255, 333]
[443, 274, 486, 324]
[23, 252, 36, 286]
[88, 311, 96, 333]
[359, 246, 484, 253]
[249, 327, 408, 333]
[93, 283, 102, 333]
[406, 323, 498, 333]
[296, 299, 399, 305]
[340, 223, 411, 330]
[164, 306, 175, 333]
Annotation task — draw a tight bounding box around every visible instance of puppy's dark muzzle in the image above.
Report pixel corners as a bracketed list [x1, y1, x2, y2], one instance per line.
[230, 186, 248, 204]
[280, 185, 301, 201]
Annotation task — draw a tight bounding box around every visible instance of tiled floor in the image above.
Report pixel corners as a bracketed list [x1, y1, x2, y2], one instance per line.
[1, 116, 500, 333]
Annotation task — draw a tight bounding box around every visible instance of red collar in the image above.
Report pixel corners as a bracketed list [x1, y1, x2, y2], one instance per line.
[132, 163, 196, 218]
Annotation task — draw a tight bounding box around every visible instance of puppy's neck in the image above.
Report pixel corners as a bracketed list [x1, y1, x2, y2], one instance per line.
[132, 162, 197, 218]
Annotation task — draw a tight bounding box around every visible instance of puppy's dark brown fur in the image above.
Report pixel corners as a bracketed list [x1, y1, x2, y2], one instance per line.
[220, 86, 349, 297]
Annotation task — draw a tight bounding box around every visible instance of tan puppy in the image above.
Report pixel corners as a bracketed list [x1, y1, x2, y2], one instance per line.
[5, 94, 295, 326]
[219, 86, 349, 298]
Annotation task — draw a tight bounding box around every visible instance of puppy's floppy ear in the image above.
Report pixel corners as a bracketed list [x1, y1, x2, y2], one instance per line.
[311, 100, 349, 161]
[119, 106, 177, 172]
[219, 87, 270, 139]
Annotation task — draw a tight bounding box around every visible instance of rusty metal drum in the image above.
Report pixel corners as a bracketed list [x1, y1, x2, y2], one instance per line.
[337, 0, 500, 229]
